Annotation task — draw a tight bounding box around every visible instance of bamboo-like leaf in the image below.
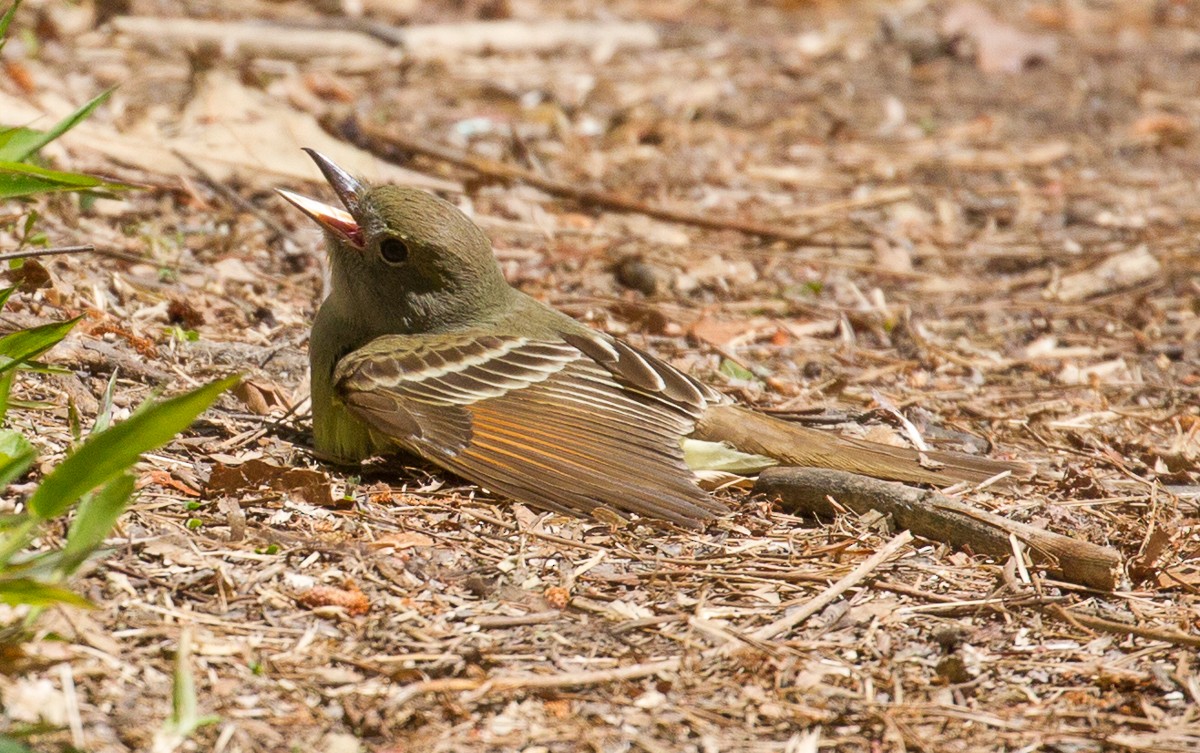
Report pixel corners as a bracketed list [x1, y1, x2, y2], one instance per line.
[0, 517, 35, 567]
[0, 1, 18, 55]
[0, 370, 15, 422]
[0, 577, 94, 608]
[0, 428, 35, 488]
[0, 735, 37, 753]
[167, 629, 221, 739]
[0, 160, 131, 200]
[92, 369, 119, 434]
[0, 316, 80, 376]
[0, 88, 116, 162]
[26, 375, 238, 520]
[718, 358, 756, 381]
[57, 472, 135, 576]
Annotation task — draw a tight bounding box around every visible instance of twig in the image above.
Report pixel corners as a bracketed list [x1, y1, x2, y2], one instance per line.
[58, 663, 85, 750]
[787, 186, 914, 219]
[468, 610, 561, 628]
[0, 244, 94, 263]
[397, 20, 659, 57]
[745, 530, 913, 643]
[1047, 606, 1200, 648]
[753, 467, 1124, 591]
[392, 657, 684, 706]
[172, 149, 292, 242]
[335, 115, 828, 247]
[112, 16, 391, 61]
[394, 531, 917, 704]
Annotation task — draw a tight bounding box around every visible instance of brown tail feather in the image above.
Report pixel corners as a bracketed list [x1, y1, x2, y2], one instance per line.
[693, 404, 1033, 487]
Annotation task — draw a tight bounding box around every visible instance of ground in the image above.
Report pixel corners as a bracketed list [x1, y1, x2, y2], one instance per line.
[1, 0, 1199, 751]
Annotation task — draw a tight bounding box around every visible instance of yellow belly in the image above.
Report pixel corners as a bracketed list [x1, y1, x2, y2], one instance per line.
[312, 399, 392, 463]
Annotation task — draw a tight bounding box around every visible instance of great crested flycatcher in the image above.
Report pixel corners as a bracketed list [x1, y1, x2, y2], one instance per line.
[279, 150, 1030, 527]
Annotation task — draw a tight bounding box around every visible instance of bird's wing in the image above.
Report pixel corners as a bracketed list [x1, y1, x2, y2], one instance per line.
[332, 331, 727, 526]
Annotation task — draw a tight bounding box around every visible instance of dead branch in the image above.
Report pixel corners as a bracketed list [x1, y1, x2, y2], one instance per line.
[398, 20, 659, 58]
[746, 530, 913, 642]
[1041, 605, 1200, 649]
[393, 530, 916, 705]
[0, 245, 94, 263]
[753, 467, 1123, 591]
[1045, 245, 1163, 302]
[111, 16, 391, 61]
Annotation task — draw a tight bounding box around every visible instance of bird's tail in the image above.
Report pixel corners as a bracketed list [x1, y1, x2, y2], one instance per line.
[693, 404, 1033, 487]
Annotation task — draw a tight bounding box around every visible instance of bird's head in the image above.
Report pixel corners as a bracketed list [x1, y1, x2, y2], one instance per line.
[279, 149, 514, 334]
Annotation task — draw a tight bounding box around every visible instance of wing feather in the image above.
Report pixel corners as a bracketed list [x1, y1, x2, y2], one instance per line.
[333, 331, 726, 526]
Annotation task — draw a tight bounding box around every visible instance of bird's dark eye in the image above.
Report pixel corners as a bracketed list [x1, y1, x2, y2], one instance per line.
[379, 238, 409, 264]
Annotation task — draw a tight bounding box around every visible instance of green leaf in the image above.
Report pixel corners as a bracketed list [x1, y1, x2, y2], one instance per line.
[0, 286, 14, 310]
[0, 368, 17, 422]
[0, 160, 131, 200]
[0, 88, 115, 162]
[0, 128, 41, 160]
[0, 1, 19, 56]
[718, 358, 755, 382]
[92, 370, 118, 434]
[8, 360, 70, 376]
[0, 517, 36, 567]
[0, 316, 80, 376]
[57, 473, 135, 576]
[26, 375, 238, 520]
[0, 735, 37, 753]
[0, 577, 94, 608]
[161, 630, 221, 745]
[0, 428, 35, 488]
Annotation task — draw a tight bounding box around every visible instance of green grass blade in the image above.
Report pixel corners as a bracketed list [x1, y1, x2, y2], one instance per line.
[0, 577, 94, 608]
[26, 375, 237, 520]
[0, 127, 41, 161]
[10, 361, 71, 376]
[0, 87, 115, 162]
[0, 370, 17, 422]
[0, 1, 19, 55]
[0, 517, 36, 567]
[166, 630, 220, 740]
[0, 286, 14, 310]
[0, 316, 80, 376]
[0, 160, 131, 199]
[57, 472, 135, 576]
[93, 369, 118, 434]
[0, 735, 37, 753]
[0, 428, 36, 487]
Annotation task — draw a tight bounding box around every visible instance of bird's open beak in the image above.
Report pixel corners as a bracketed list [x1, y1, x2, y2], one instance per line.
[277, 149, 366, 249]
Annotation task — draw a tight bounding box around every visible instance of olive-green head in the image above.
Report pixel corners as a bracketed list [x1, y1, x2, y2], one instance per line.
[279, 149, 513, 334]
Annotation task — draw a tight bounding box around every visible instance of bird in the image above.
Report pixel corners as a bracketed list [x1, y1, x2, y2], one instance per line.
[278, 149, 1030, 528]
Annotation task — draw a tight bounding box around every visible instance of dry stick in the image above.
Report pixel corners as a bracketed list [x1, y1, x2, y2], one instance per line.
[392, 531, 915, 705]
[753, 467, 1123, 592]
[1000, 554, 1200, 649]
[341, 116, 831, 246]
[469, 610, 561, 628]
[1042, 605, 1200, 649]
[744, 529, 913, 643]
[171, 149, 292, 241]
[0, 242, 204, 272]
[392, 657, 683, 707]
[0, 244, 94, 263]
